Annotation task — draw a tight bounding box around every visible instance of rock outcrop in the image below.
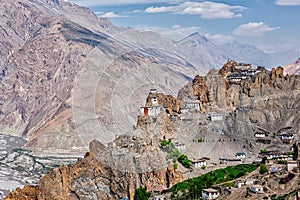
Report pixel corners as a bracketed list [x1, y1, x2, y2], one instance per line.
[5, 132, 183, 200]
[5, 60, 300, 200]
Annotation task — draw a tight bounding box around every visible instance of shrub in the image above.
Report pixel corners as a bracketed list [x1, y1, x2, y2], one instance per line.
[259, 164, 268, 174]
[178, 154, 191, 168]
[134, 187, 151, 200]
[293, 143, 298, 160]
[260, 149, 267, 153]
[174, 162, 178, 170]
[261, 156, 267, 164]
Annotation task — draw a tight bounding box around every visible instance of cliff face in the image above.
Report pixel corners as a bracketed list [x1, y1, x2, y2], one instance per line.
[5, 136, 183, 200]
[5, 61, 300, 199]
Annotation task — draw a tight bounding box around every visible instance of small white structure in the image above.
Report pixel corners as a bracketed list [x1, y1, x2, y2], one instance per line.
[151, 97, 158, 105]
[235, 64, 252, 71]
[185, 102, 200, 111]
[265, 152, 279, 160]
[278, 155, 289, 161]
[235, 179, 256, 188]
[281, 134, 294, 144]
[235, 180, 245, 188]
[174, 141, 186, 150]
[281, 134, 294, 140]
[153, 195, 166, 200]
[150, 89, 157, 94]
[254, 132, 266, 138]
[235, 152, 246, 159]
[202, 188, 220, 200]
[287, 161, 299, 171]
[249, 185, 264, 193]
[210, 113, 223, 121]
[140, 106, 161, 117]
[192, 157, 210, 168]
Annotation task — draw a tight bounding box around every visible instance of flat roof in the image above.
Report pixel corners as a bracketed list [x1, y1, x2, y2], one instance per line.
[203, 188, 219, 193]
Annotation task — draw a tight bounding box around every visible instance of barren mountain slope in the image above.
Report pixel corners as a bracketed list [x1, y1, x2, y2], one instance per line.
[284, 57, 300, 76]
[0, 0, 200, 155]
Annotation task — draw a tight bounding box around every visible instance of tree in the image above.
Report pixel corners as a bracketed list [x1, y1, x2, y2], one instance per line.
[261, 156, 267, 164]
[134, 187, 151, 200]
[259, 164, 268, 174]
[292, 143, 298, 160]
[178, 154, 191, 168]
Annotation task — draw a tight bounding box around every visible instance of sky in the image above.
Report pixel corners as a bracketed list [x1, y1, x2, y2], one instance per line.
[70, 0, 300, 52]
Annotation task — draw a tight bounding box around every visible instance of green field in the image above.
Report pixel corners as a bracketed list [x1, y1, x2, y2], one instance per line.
[168, 164, 258, 199]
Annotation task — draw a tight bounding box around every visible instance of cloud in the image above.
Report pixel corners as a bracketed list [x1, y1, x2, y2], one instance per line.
[135, 25, 204, 40]
[70, 0, 180, 6]
[101, 12, 129, 18]
[145, 1, 245, 19]
[233, 22, 280, 37]
[204, 34, 234, 45]
[275, 0, 300, 6]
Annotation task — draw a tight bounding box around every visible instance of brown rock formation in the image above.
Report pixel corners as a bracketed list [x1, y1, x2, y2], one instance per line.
[6, 138, 183, 200]
[5, 185, 39, 200]
[146, 92, 181, 115]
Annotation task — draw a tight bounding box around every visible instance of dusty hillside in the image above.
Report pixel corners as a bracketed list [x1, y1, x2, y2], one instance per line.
[0, 0, 200, 155]
[284, 57, 300, 76]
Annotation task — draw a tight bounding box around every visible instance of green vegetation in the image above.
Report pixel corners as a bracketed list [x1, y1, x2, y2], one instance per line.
[260, 149, 267, 153]
[173, 162, 178, 170]
[292, 143, 298, 160]
[161, 139, 172, 147]
[261, 156, 267, 164]
[259, 164, 268, 174]
[161, 139, 191, 169]
[201, 165, 206, 170]
[220, 181, 235, 188]
[168, 164, 257, 199]
[197, 138, 204, 142]
[134, 187, 151, 200]
[178, 154, 191, 168]
[277, 160, 287, 164]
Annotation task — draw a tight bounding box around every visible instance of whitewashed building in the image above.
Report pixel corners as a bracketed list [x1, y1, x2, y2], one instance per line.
[150, 89, 157, 94]
[254, 132, 267, 138]
[287, 161, 299, 171]
[192, 157, 210, 168]
[249, 185, 264, 193]
[151, 97, 158, 106]
[210, 113, 223, 121]
[185, 102, 200, 111]
[140, 106, 161, 117]
[235, 152, 246, 159]
[202, 188, 220, 200]
[174, 141, 186, 150]
[153, 195, 166, 200]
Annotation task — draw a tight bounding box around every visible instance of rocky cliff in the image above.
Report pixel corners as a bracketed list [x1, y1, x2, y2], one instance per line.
[5, 131, 183, 200]
[5, 60, 300, 199]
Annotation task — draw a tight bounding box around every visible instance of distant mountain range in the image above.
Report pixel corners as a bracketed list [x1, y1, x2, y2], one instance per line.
[175, 32, 299, 69]
[283, 57, 300, 75]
